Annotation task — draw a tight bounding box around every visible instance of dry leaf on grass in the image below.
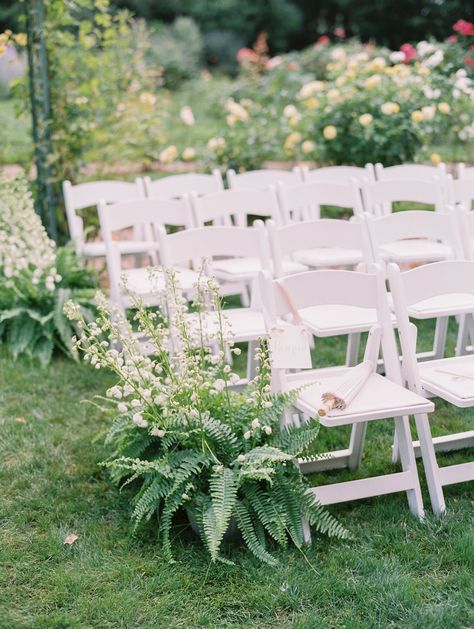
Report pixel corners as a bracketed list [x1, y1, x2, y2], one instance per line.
[63, 533, 79, 545]
[15, 417, 27, 423]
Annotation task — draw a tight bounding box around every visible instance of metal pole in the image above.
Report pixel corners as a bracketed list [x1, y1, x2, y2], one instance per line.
[25, 0, 57, 241]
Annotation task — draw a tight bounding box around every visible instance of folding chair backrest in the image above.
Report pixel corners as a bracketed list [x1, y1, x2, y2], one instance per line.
[267, 218, 372, 277]
[63, 179, 143, 245]
[259, 265, 401, 380]
[98, 197, 194, 234]
[301, 164, 375, 185]
[191, 188, 282, 227]
[142, 170, 224, 199]
[157, 223, 271, 270]
[362, 178, 445, 215]
[458, 163, 474, 180]
[375, 163, 447, 182]
[448, 176, 474, 210]
[227, 168, 301, 190]
[277, 179, 364, 221]
[366, 210, 461, 261]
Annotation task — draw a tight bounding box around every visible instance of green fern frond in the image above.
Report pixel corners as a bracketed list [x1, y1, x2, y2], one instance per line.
[202, 466, 238, 561]
[246, 485, 287, 546]
[272, 417, 320, 456]
[234, 500, 278, 566]
[304, 492, 351, 540]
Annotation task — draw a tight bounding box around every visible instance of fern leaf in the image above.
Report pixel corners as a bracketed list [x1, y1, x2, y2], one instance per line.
[202, 467, 237, 561]
[234, 500, 278, 566]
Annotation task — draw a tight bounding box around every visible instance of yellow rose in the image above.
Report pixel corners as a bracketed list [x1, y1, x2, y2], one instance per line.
[13, 33, 27, 46]
[411, 110, 423, 123]
[305, 97, 319, 110]
[430, 153, 442, 165]
[289, 115, 301, 127]
[438, 102, 450, 114]
[139, 92, 156, 107]
[359, 113, 373, 127]
[182, 147, 196, 161]
[365, 75, 381, 89]
[381, 102, 399, 115]
[323, 125, 337, 140]
[370, 56, 387, 71]
[159, 145, 178, 164]
[285, 132, 302, 146]
[301, 140, 316, 154]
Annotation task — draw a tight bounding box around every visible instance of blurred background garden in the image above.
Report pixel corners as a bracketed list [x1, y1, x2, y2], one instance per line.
[1, 0, 474, 239]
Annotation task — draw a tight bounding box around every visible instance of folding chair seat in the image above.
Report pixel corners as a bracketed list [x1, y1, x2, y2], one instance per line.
[388, 260, 474, 513]
[362, 177, 446, 217]
[259, 266, 433, 517]
[63, 179, 145, 259]
[458, 162, 474, 180]
[98, 197, 195, 309]
[142, 170, 224, 199]
[227, 167, 302, 190]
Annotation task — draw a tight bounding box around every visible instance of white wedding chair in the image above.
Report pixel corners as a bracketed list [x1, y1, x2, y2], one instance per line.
[267, 217, 372, 276]
[259, 266, 433, 519]
[267, 216, 378, 368]
[366, 209, 463, 360]
[227, 167, 302, 190]
[158, 224, 270, 377]
[142, 170, 224, 199]
[362, 177, 446, 216]
[277, 179, 364, 222]
[388, 260, 474, 513]
[300, 164, 375, 186]
[98, 197, 194, 309]
[63, 179, 145, 259]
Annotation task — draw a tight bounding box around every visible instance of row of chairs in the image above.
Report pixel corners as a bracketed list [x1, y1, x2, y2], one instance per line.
[257, 260, 473, 524]
[62, 162, 474, 261]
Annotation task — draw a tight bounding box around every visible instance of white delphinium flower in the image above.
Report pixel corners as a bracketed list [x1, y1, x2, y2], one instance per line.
[132, 413, 148, 428]
[150, 427, 166, 437]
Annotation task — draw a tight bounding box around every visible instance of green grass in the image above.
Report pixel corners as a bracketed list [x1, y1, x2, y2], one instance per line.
[1, 317, 473, 628]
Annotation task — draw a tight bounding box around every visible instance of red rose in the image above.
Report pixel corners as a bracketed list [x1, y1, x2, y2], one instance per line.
[453, 20, 474, 36]
[400, 43, 417, 63]
[447, 35, 457, 43]
[465, 56, 474, 67]
[317, 35, 330, 45]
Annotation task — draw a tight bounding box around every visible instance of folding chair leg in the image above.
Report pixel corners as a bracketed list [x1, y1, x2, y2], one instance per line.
[347, 422, 368, 471]
[392, 429, 400, 464]
[433, 316, 449, 360]
[413, 413, 446, 515]
[240, 285, 250, 308]
[247, 340, 258, 380]
[345, 332, 361, 366]
[393, 415, 424, 518]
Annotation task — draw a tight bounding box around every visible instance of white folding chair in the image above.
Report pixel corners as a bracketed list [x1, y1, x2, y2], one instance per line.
[367, 209, 463, 361]
[62, 179, 144, 258]
[227, 167, 302, 190]
[458, 163, 474, 180]
[259, 266, 432, 518]
[190, 188, 300, 287]
[366, 209, 461, 267]
[388, 261, 474, 513]
[267, 217, 372, 276]
[362, 177, 446, 216]
[158, 224, 270, 378]
[142, 170, 224, 199]
[456, 205, 474, 261]
[98, 197, 194, 309]
[277, 179, 364, 222]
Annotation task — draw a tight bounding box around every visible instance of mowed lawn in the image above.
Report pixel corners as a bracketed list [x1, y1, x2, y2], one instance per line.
[0, 317, 473, 629]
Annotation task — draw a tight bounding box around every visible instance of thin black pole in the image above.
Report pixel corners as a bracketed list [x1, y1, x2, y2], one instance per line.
[25, 0, 57, 241]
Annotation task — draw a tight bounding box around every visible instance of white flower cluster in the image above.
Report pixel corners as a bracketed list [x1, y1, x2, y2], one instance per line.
[0, 173, 60, 294]
[65, 268, 246, 439]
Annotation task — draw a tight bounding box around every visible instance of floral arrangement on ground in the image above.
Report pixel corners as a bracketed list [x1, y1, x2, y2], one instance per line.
[64, 270, 349, 565]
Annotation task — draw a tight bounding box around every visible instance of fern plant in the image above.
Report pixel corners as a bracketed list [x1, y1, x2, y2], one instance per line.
[65, 270, 349, 565]
[0, 173, 97, 365]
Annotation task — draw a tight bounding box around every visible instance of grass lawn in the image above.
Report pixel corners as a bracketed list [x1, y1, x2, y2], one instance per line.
[1, 317, 473, 628]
